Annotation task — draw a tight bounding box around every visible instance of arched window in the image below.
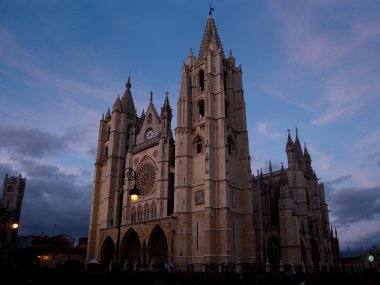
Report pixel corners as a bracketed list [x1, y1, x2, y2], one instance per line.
[195, 137, 203, 154]
[199, 70, 205, 92]
[105, 147, 108, 159]
[108, 126, 111, 139]
[198, 99, 205, 118]
[147, 114, 152, 124]
[225, 100, 229, 118]
[265, 237, 281, 264]
[227, 136, 235, 155]
[306, 190, 311, 210]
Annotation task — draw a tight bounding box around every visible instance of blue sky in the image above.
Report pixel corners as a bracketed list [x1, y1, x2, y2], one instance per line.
[1, 0, 379, 250]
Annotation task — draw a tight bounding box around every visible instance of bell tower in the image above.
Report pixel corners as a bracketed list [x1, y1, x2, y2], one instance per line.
[174, 13, 255, 267]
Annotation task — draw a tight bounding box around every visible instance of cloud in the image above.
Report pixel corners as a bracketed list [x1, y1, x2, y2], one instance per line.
[0, 27, 113, 102]
[268, 1, 380, 125]
[259, 84, 313, 111]
[255, 122, 282, 139]
[0, 124, 67, 158]
[0, 159, 91, 238]
[325, 175, 351, 186]
[355, 229, 380, 248]
[314, 152, 332, 174]
[0, 122, 97, 161]
[369, 151, 380, 167]
[311, 69, 380, 125]
[328, 185, 380, 227]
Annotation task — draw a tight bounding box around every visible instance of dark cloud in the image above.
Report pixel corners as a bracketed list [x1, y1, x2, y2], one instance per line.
[369, 151, 380, 167]
[355, 229, 380, 249]
[327, 185, 380, 226]
[0, 160, 91, 238]
[0, 124, 67, 158]
[369, 151, 380, 158]
[325, 175, 351, 186]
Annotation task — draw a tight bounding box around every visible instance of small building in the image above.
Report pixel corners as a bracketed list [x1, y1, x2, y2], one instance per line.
[17, 234, 87, 269]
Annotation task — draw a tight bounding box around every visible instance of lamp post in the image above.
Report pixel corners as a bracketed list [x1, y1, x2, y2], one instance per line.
[115, 167, 140, 270]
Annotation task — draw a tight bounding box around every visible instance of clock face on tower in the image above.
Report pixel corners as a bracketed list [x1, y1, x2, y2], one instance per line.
[146, 129, 154, 140]
[195, 190, 205, 204]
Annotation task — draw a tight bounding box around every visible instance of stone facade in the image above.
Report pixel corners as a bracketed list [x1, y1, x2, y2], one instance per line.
[87, 14, 339, 272]
[253, 130, 340, 271]
[0, 174, 26, 269]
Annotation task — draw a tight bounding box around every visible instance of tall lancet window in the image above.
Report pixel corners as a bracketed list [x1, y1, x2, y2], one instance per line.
[225, 100, 229, 118]
[199, 70, 205, 92]
[195, 137, 203, 154]
[223, 70, 228, 92]
[198, 99, 205, 118]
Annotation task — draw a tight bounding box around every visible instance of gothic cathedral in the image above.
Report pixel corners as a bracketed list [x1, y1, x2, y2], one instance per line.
[87, 14, 339, 272]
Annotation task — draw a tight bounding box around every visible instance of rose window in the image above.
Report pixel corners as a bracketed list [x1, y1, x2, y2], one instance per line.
[136, 163, 156, 196]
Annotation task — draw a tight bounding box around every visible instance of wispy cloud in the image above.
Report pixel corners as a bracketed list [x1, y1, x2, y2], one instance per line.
[255, 122, 283, 139]
[0, 27, 113, 102]
[269, 1, 380, 125]
[312, 68, 380, 125]
[259, 83, 313, 111]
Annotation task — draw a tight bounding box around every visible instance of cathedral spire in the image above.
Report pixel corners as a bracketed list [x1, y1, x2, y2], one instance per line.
[121, 76, 136, 115]
[198, 12, 224, 58]
[161, 91, 172, 118]
[280, 162, 288, 186]
[304, 143, 311, 162]
[187, 48, 195, 65]
[105, 108, 111, 121]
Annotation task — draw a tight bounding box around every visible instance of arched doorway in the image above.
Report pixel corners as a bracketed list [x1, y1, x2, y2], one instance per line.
[311, 238, 320, 267]
[265, 236, 281, 265]
[300, 240, 306, 263]
[100, 236, 115, 266]
[120, 229, 141, 270]
[148, 225, 168, 269]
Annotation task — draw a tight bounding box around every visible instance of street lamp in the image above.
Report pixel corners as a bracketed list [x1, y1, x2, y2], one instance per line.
[125, 167, 140, 202]
[115, 167, 140, 270]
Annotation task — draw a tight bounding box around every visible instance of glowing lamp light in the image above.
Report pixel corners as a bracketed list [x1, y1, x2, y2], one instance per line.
[129, 185, 140, 202]
[11, 223, 19, 229]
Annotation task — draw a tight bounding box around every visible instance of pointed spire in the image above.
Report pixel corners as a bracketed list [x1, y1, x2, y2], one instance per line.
[304, 143, 311, 161]
[121, 76, 136, 115]
[150, 91, 153, 104]
[269, 161, 272, 173]
[228, 49, 236, 66]
[113, 96, 122, 112]
[126, 76, 131, 90]
[295, 127, 301, 146]
[198, 14, 224, 59]
[105, 108, 111, 121]
[287, 129, 293, 146]
[187, 48, 195, 65]
[335, 227, 338, 238]
[280, 163, 288, 186]
[161, 91, 172, 119]
[294, 127, 303, 157]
